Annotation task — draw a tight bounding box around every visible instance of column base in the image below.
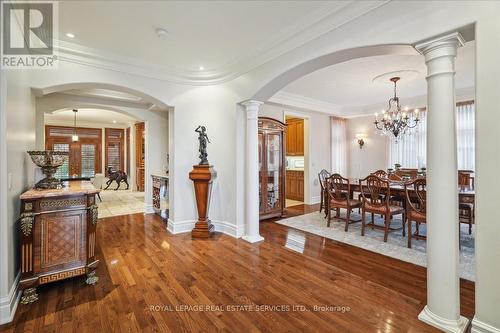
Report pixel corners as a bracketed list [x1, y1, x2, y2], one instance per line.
[242, 235, 264, 243]
[418, 305, 469, 333]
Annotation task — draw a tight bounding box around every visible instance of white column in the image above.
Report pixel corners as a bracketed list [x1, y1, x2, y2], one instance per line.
[416, 33, 468, 333]
[241, 100, 264, 243]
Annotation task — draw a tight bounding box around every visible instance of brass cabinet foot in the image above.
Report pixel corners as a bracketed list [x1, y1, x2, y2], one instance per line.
[85, 271, 99, 285]
[20, 287, 38, 304]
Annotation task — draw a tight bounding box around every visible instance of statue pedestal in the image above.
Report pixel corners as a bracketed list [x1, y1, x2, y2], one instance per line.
[189, 165, 217, 238]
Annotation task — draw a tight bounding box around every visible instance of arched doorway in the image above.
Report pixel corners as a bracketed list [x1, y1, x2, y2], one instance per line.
[34, 83, 172, 219]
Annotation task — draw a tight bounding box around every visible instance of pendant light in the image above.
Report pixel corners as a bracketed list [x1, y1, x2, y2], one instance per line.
[72, 109, 79, 142]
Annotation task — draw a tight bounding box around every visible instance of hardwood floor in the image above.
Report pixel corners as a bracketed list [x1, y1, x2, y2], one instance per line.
[1, 205, 474, 332]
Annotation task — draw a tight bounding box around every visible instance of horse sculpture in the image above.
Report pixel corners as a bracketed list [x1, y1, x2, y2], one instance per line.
[104, 166, 129, 190]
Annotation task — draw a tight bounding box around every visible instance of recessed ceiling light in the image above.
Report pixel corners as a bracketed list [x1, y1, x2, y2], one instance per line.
[199, 66, 204, 70]
[155, 28, 169, 38]
[66, 32, 75, 38]
[112, 120, 117, 124]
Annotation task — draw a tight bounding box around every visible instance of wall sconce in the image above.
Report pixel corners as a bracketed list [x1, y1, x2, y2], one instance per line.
[356, 133, 366, 149]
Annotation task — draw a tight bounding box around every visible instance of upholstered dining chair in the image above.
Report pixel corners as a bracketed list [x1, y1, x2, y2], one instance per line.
[318, 169, 331, 215]
[404, 178, 426, 248]
[325, 174, 362, 231]
[359, 174, 405, 242]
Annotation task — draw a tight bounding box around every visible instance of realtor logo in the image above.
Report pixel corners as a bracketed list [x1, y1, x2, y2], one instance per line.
[1, 1, 58, 68]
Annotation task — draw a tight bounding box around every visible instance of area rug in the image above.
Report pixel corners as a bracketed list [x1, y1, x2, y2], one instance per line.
[276, 211, 475, 281]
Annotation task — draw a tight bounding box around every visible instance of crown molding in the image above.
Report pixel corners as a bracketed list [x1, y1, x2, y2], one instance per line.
[269, 91, 344, 115]
[270, 86, 475, 118]
[55, 1, 390, 86]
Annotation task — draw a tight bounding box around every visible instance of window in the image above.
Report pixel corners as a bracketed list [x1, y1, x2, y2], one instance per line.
[81, 144, 96, 177]
[105, 128, 124, 174]
[388, 102, 475, 170]
[53, 143, 70, 179]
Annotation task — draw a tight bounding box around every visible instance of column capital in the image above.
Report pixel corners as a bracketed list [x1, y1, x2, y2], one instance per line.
[241, 100, 263, 119]
[415, 32, 465, 59]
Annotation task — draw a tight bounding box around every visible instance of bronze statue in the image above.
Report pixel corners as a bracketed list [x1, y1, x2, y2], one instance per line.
[195, 125, 210, 165]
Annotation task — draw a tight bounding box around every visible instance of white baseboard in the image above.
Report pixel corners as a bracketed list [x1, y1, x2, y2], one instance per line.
[472, 317, 500, 333]
[311, 195, 321, 205]
[0, 272, 21, 325]
[418, 305, 469, 333]
[144, 204, 155, 214]
[166, 219, 240, 238]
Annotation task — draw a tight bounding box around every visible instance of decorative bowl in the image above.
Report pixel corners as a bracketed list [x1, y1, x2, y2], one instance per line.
[27, 151, 68, 189]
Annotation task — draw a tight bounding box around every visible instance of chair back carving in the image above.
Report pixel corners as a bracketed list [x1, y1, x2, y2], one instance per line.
[326, 174, 349, 204]
[318, 169, 330, 191]
[405, 178, 426, 215]
[458, 170, 474, 188]
[359, 175, 390, 208]
[371, 169, 388, 178]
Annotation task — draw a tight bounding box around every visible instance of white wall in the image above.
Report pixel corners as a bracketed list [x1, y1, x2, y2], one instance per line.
[346, 115, 388, 178]
[0, 69, 36, 323]
[259, 103, 331, 204]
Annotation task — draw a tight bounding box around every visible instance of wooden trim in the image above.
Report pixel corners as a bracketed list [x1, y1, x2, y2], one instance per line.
[126, 127, 131, 174]
[104, 128, 125, 173]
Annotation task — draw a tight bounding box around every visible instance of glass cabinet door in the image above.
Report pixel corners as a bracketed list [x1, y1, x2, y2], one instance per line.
[265, 132, 282, 212]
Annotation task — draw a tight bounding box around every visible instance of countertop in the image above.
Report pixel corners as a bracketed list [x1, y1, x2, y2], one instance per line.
[20, 180, 100, 200]
[286, 168, 304, 172]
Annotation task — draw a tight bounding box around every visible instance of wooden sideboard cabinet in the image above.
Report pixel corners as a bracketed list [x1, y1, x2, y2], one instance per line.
[18, 181, 100, 304]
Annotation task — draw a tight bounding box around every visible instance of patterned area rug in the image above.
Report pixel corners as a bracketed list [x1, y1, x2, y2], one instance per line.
[276, 211, 475, 281]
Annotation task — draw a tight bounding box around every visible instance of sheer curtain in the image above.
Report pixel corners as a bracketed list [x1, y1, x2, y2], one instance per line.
[456, 102, 475, 170]
[387, 102, 475, 170]
[331, 117, 347, 175]
[388, 111, 427, 169]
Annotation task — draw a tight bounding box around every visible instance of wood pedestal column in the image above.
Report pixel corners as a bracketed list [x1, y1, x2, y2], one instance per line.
[189, 165, 217, 238]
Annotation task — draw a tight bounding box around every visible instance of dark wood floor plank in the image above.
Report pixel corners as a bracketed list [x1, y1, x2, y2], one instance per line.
[1, 205, 474, 332]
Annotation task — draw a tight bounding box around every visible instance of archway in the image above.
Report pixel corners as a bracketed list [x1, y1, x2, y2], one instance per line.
[34, 82, 172, 219]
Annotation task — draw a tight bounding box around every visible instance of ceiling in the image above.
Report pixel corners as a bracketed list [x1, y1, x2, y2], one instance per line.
[45, 109, 137, 126]
[57, 1, 385, 82]
[279, 41, 475, 115]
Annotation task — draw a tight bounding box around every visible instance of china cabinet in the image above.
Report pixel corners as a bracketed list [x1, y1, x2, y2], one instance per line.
[258, 117, 286, 220]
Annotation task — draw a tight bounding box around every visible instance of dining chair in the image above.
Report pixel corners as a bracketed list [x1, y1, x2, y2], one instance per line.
[357, 169, 388, 213]
[404, 178, 426, 248]
[359, 175, 405, 242]
[318, 169, 331, 215]
[458, 170, 474, 234]
[325, 174, 362, 231]
[388, 173, 405, 207]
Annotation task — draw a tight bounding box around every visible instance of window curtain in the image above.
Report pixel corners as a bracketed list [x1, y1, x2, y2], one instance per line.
[331, 117, 347, 175]
[456, 102, 475, 170]
[388, 111, 427, 169]
[387, 101, 475, 170]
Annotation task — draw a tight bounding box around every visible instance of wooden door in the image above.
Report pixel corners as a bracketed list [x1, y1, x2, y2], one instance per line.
[45, 126, 102, 178]
[286, 121, 297, 155]
[105, 128, 125, 174]
[295, 120, 304, 155]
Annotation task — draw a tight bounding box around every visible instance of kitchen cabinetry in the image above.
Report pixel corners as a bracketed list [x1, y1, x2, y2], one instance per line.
[258, 117, 286, 220]
[286, 170, 304, 201]
[285, 118, 304, 156]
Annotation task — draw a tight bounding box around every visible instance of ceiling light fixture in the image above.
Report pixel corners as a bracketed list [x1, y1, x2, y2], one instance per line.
[72, 109, 79, 142]
[112, 120, 117, 124]
[155, 27, 169, 38]
[66, 32, 75, 38]
[373, 77, 420, 142]
[199, 66, 204, 71]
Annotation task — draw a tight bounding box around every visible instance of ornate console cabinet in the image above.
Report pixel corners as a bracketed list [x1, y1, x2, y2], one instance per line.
[18, 181, 100, 304]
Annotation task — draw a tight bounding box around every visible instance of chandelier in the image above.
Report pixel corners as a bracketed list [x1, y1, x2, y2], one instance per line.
[374, 77, 420, 141]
